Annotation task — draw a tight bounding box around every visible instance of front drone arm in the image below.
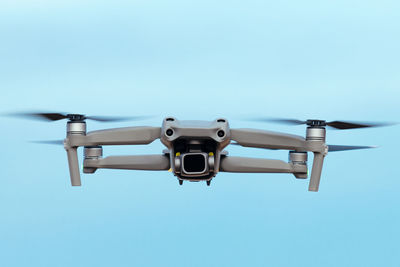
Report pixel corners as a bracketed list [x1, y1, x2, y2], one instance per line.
[67, 126, 162, 146]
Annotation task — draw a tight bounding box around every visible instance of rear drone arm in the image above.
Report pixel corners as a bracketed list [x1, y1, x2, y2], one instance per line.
[219, 156, 307, 175]
[83, 154, 170, 172]
[64, 126, 162, 186]
[230, 128, 327, 192]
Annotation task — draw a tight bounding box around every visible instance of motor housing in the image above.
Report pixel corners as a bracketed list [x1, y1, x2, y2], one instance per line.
[306, 127, 326, 141]
[289, 151, 308, 179]
[67, 121, 86, 135]
[83, 146, 103, 173]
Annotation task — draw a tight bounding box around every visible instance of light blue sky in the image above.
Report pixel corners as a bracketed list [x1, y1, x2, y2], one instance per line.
[0, 1, 399, 266]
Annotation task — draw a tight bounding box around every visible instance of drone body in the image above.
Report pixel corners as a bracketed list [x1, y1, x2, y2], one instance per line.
[61, 116, 337, 192]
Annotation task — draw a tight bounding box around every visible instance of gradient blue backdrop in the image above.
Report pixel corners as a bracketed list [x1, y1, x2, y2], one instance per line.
[0, 1, 399, 266]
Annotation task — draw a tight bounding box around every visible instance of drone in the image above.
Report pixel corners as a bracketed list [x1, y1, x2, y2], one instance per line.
[15, 112, 390, 192]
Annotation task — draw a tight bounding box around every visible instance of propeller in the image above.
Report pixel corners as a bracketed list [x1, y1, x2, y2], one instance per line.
[327, 145, 376, 152]
[254, 117, 395, 130]
[7, 112, 151, 122]
[231, 142, 376, 152]
[29, 140, 64, 145]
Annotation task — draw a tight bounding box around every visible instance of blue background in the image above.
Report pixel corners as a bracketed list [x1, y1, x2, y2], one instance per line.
[0, 1, 399, 266]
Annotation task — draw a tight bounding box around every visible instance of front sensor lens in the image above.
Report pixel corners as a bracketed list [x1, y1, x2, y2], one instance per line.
[217, 130, 225, 138]
[166, 129, 174, 136]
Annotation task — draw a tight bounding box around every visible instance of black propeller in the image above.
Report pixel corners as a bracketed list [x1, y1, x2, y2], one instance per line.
[327, 145, 376, 152]
[254, 117, 394, 130]
[29, 140, 64, 145]
[230, 142, 376, 152]
[7, 112, 151, 122]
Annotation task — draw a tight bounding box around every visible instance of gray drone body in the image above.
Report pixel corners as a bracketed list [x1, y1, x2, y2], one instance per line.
[60, 117, 334, 191]
[160, 118, 230, 183]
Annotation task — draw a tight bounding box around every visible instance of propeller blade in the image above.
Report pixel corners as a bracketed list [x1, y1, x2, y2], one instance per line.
[233, 142, 376, 153]
[30, 140, 64, 145]
[252, 118, 306, 125]
[8, 112, 68, 121]
[252, 117, 395, 130]
[86, 115, 153, 122]
[328, 145, 376, 152]
[326, 121, 395, 130]
[6, 111, 153, 122]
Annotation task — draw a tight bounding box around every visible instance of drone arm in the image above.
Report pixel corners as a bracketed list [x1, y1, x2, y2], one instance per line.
[219, 156, 307, 174]
[231, 129, 328, 191]
[83, 154, 170, 171]
[68, 127, 162, 146]
[230, 128, 306, 151]
[64, 127, 161, 186]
